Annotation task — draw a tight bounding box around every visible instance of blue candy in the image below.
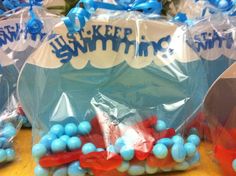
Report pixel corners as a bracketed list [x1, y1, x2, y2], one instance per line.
[117, 161, 130, 172]
[184, 142, 196, 157]
[145, 163, 158, 174]
[34, 165, 49, 176]
[96, 148, 105, 152]
[172, 135, 184, 144]
[51, 139, 67, 153]
[65, 123, 78, 137]
[171, 143, 186, 163]
[67, 137, 82, 150]
[50, 124, 65, 137]
[0, 137, 11, 149]
[232, 159, 236, 172]
[187, 134, 200, 146]
[6, 148, 16, 162]
[128, 165, 145, 176]
[40, 133, 57, 150]
[115, 137, 126, 152]
[78, 121, 92, 135]
[152, 143, 168, 159]
[157, 138, 173, 148]
[60, 135, 70, 143]
[0, 149, 7, 162]
[2, 125, 17, 138]
[32, 144, 47, 158]
[82, 143, 96, 154]
[187, 152, 200, 166]
[106, 145, 116, 153]
[68, 161, 86, 176]
[174, 161, 190, 171]
[120, 145, 135, 161]
[155, 120, 167, 132]
[53, 167, 68, 176]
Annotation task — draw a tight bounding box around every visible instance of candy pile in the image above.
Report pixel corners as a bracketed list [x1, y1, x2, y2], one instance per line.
[17, 106, 31, 128]
[0, 122, 17, 164]
[32, 116, 201, 176]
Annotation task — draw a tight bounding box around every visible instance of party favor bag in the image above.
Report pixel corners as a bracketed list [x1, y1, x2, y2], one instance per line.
[18, 1, 208, 175]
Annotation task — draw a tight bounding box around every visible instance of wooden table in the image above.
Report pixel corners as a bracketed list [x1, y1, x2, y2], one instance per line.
[0, 129, 223, 176]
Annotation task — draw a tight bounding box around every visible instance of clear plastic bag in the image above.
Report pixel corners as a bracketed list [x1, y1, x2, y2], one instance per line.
[0, 5, 60, 165]
[0, 50, 20, 165]
[0, 6, 60, 129]
[186, 12, 236, 176]
[17, 6, 211, 175]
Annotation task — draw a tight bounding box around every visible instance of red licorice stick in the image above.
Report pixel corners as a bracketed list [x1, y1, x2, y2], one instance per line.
[39, 150, 82, 168]
[90, 116, 103, 135]
[134, 116, 158, 129]
[92, 169, 127, 176]
[215, 145, 236, 176]
[80, 134, 106, 148]
[147, 153, 175, 168]
[80, 151, 123, 171]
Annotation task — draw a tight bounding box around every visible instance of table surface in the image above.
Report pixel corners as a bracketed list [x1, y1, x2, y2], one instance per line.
[0, 129, 224, 176]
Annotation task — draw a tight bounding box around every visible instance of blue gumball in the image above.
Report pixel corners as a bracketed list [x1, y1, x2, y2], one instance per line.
[34, 165, 49, 176]
[68, 161, 86, 176]
[67, 137, 82, 150]
[171, 143, 186, 163]
[145, 163, 158, 174]
[187, 152, 200, 166]
[60, 135, 70, 143]
[232, 159, 236, 172]
[184, 142, 196, 157]
[5, 148, 16, 162]
[51, 139, 67, 153]
[117, 161, 129, 172]
[2, 125, 17, 139]
[82, 143, 96, 154]
[78, 121, 92, 135]
[120, 145, 134, 161]
[53, 167, 68, 176]
[96, 148, 105, 152]
[187, 134, 200, 146]
[155, 120, 167, 132]
[106, 145, 116, 153]
[152, 143, 168, 159]
[32, 143, 47, 158]
[50, 124, 65, 137]
[40, 133, 57, 150]
[128, 165, 145, 176]
[0, 149, 7, 163]
[115, 137, 126, 152]
[65, 123, 78, 137]
[157, 138, 173, 148]
[0, 137, 11, 149]
[172, 135, 184, 144]
[174, 161, 190, 171]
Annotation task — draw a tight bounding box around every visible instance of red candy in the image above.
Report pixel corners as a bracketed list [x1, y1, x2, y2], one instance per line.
[134, 116, 158, 129]
[152, 128, 176, 140]
[39, 150, 82, 168]
[215, 145, 236, 176]
[80, 151, 123, 171]
[80, 134, 106, 148]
